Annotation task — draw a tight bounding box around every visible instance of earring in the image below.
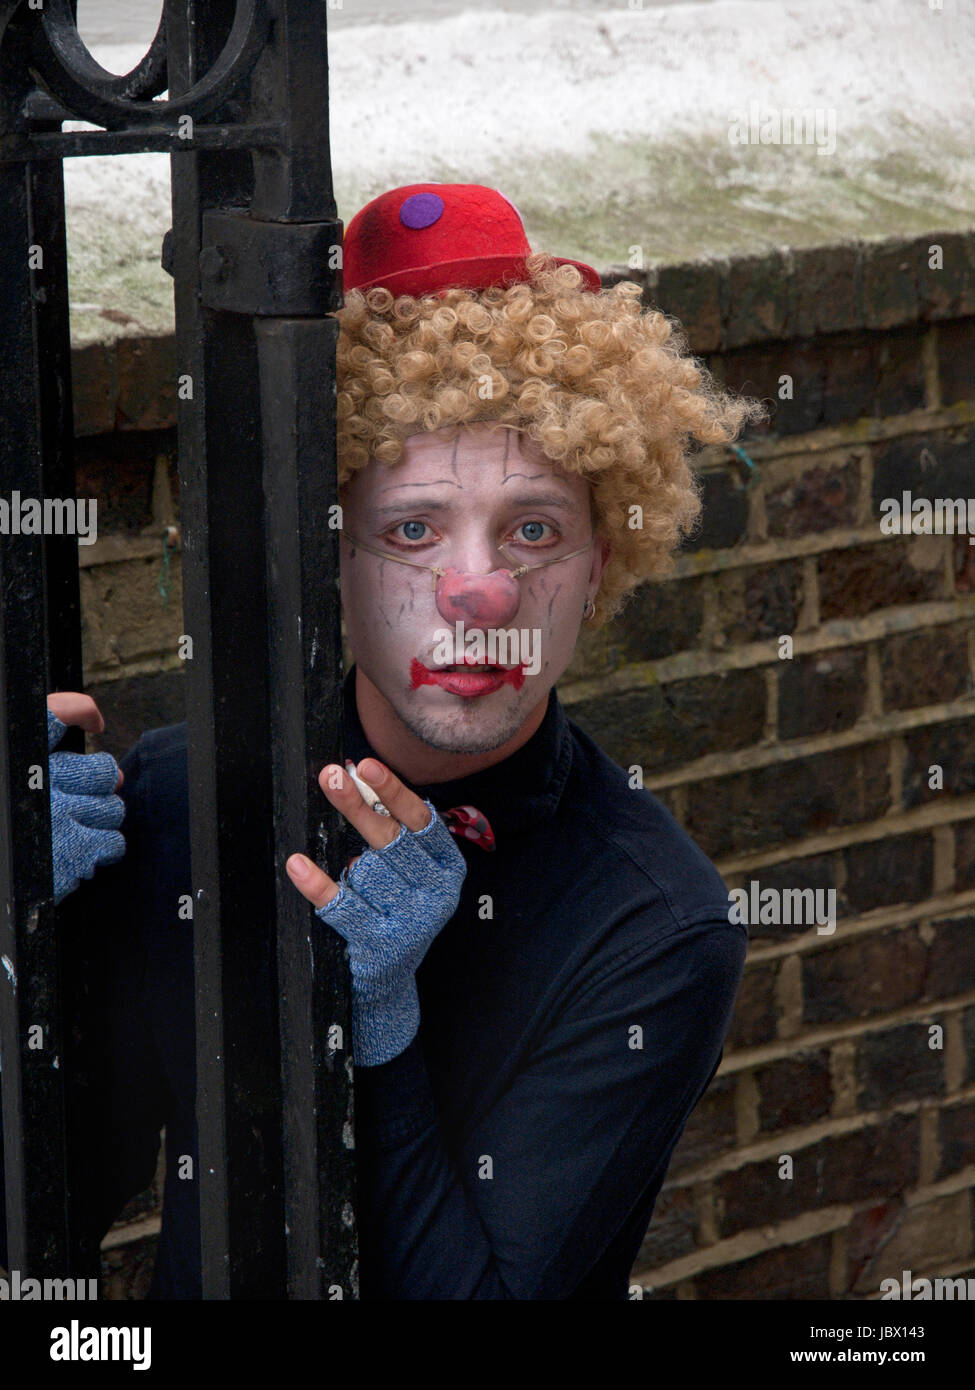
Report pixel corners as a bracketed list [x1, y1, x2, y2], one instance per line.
[583, 598, 596, 622]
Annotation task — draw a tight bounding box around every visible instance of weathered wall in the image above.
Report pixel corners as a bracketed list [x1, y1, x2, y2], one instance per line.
[72, 228, 975, 1298]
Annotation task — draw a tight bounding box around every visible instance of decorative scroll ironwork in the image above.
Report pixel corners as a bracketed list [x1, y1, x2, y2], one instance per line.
[36, 0, 171, 109]
[0, 0, 278, 157]
[30, 0, 267, 126]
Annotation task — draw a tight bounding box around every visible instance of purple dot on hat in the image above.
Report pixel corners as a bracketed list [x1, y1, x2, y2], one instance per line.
[399, 193, 445, 230]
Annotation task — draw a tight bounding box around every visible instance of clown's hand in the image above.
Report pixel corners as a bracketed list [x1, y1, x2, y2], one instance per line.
[46, 699, 126, 905]
[286, 759, 467, 1067]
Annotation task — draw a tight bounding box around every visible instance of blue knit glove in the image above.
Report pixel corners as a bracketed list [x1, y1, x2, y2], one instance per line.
[47, 709, 126, 904]
[315, 799, 467, 1066]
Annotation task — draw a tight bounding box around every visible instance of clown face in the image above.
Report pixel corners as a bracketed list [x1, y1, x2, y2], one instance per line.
[339, 422, 609, 767]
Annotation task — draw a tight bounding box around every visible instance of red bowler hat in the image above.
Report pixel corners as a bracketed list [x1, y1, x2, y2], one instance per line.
[342, 183, 602, 297]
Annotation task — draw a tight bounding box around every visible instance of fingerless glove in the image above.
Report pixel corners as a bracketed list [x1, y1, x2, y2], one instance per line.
[315, 799, 467, 1066]
[48, 709, 126, 905]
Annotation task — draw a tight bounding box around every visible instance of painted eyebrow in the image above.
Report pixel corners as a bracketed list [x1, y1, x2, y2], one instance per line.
[369, 493, 578, 517]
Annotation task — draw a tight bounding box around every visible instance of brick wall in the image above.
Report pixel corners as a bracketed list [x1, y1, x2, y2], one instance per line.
[570, 229, 975, 1299]
[73, 229, 975, 1297]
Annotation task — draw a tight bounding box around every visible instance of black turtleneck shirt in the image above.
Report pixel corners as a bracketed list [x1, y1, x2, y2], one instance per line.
[35, 665, 747, 1300]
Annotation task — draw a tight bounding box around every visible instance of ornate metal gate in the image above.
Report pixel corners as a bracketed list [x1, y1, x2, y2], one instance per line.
[0, 0, 356, 1299]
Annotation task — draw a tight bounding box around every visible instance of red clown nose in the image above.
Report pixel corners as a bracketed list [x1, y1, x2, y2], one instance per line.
[435, 566, 522, 628]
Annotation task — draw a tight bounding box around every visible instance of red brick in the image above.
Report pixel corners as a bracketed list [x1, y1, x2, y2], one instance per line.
[918, 234, 975, 319]
[793, 243, 863, 337]
[765, 457, 860, 538]
[925, 914, 975, 997]
[802, 927, 928, 1026]
[818, 539, 945, 621]
[871, 423, 974, 505]
[568, 668, 766, 773]
[718, 335, 901, 437]
[721, 249, 795, 349]
[938, 317, 975, 407]
[902, 718, 975, 809]
[652, 260, 723, 353]
[683, 468, 750, 553]
[714, 560, 803, 645]
[777, 647, 867, 739]
[846, 1198, 906, 1293]
[879, 625, 972, 712]
[725, 960, 779, 1051]
[754, 1049, 833, 1133]
[685, 740, 891, 859]
[936, 1100, 975, 1180]
[845, 1195, 912, 1289]
[873, 328, 928, 417]
[956, 821, 975, 890]
[611, 574, 707, 661]
[841, 833, 933, 915]
[724, 855, 838, 943]
[714, 1114, 918, 1238]
[693, 1233, 833, 1300]
[855, 1021, 946, 1109]
[861, 238, 922, 331]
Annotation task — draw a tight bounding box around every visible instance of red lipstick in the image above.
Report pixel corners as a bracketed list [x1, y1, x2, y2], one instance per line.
[410, 656, 526, 697]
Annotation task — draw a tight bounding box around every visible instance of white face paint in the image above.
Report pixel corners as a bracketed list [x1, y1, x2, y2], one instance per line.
[339, 422, 609, 756]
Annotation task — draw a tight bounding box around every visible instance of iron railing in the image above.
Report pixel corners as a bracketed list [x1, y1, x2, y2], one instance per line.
[0, 0, 356, 1298]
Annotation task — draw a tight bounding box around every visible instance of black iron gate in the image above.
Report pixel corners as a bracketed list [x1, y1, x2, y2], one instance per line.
[0, 0, 357, 1298]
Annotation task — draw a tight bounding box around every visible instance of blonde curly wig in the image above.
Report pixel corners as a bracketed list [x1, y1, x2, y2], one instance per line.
[336, 251, 763, 627]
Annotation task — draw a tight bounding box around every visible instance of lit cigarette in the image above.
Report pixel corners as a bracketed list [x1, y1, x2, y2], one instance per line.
[344, 759, 392, 816]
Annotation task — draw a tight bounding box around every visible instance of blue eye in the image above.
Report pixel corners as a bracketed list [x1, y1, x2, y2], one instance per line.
[398, 521, 428, 542]
[514, 521, 553, 543]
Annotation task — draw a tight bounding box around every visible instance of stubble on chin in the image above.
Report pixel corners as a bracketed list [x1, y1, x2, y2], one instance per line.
[391, 687, 531, 757]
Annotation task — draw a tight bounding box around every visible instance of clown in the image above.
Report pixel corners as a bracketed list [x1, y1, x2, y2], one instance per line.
[33, 183, 759, 1300]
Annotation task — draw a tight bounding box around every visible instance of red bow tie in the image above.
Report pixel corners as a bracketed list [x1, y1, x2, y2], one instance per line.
[442, 805, 496, 851]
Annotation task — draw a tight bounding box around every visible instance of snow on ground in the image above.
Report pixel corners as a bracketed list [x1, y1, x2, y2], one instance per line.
[63, 0, 975, 345]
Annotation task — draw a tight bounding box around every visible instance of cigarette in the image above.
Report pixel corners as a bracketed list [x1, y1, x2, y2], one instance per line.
[344, 759, 392, 817]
